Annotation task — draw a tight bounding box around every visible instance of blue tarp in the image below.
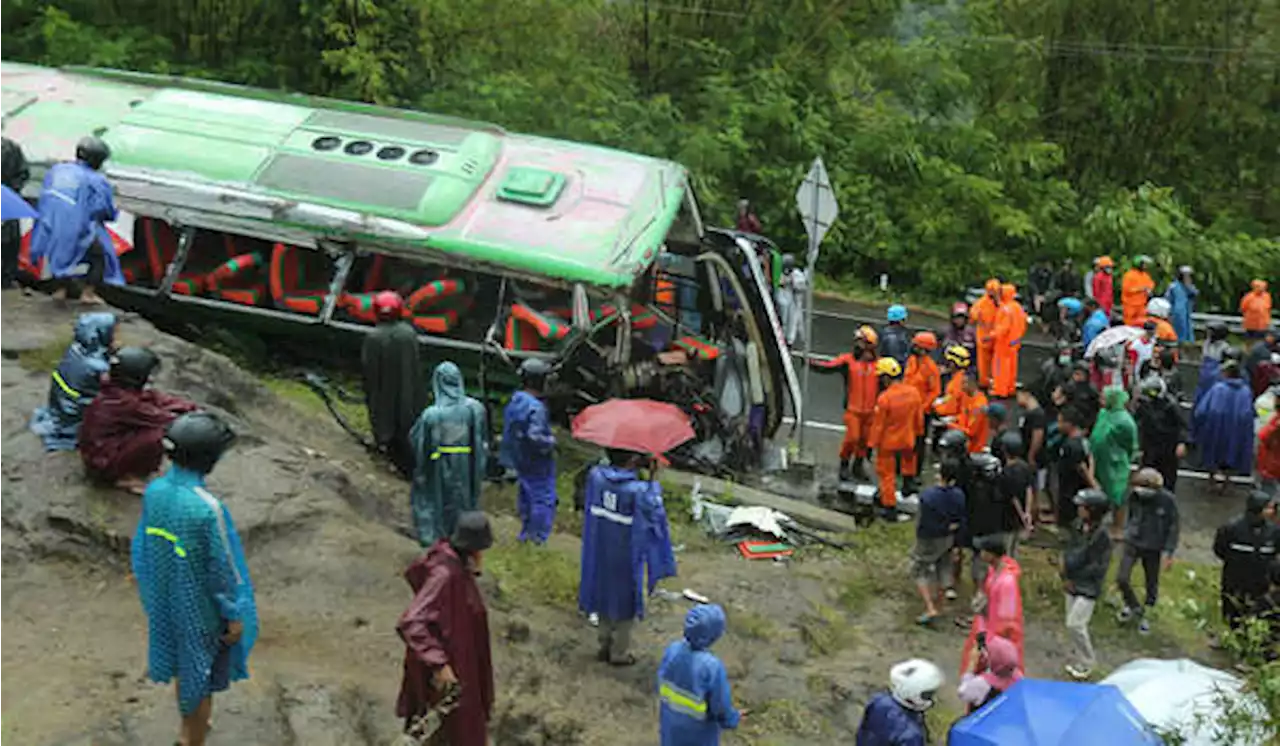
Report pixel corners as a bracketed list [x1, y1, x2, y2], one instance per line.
[948, 679, 1162, 746]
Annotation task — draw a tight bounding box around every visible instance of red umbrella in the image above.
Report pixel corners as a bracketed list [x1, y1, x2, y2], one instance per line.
[571, 398, 695, 456]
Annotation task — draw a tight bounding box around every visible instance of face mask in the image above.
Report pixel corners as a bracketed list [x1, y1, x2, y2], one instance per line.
[1058, 354, 1072, 365]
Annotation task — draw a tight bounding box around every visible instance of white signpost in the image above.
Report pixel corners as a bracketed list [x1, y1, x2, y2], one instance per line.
[794, 156, 838, 453]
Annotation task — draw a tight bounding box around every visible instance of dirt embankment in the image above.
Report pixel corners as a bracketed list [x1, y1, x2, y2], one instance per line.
[1, 292, 1227, 745]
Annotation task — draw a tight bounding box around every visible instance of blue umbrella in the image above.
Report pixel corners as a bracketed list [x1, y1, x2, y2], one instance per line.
[949, 679, 1164, 746]
[1, 185, 37, 220]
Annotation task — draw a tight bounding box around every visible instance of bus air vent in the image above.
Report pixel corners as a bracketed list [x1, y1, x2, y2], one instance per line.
[496, 167, 565, 208]
[344, 140, 374, 156]
[256, 154, 434, 213]
[312, 136, 342, 151]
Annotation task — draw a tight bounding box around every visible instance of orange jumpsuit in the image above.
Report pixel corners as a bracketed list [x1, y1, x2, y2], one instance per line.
[1240, 281, 1273, 333]
[952, 389, 990, 453]
[934, 374, 967, 418]
[905, 354, 942, 411]
[970, 284, 1000, 388]
[990, 285, 1027, 398]
[814, 354, 880, 460]
[1120, 269, 1154, 326]
[868, 381, 924, 507]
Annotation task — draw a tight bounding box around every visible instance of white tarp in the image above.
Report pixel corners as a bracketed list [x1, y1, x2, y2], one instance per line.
[1101, 658, 1271, 746]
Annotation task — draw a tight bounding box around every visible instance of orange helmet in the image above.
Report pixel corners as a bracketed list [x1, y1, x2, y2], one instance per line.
[912, 331, 938, 351]
[855, 325, 879, 346]
[984, 278, 1000, 294]
[1097, 256, 1115, 269]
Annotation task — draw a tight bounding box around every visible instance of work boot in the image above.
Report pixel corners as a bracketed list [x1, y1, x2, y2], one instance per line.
[838, 459, 851, 481]
[851, 457, 868, 481]
[879, 506, 911, 523]
[901, 476, 920, 497]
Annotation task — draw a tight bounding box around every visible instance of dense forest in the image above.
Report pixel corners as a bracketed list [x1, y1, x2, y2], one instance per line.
[3, 0, 1277, 308]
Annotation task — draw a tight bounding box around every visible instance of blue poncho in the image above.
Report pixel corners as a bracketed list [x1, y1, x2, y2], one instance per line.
[408, 361, 487, 546]
[28, 161, 124, 284]
[658, 605, 740, 746]
[578, 464, 676, 621]
[1194, 377, 1255, 473]
[501, 389, 558, 543]
[29, 312, 116, 450]
[132, 466, 258, 715]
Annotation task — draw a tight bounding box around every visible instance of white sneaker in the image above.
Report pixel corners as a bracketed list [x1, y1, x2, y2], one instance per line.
[1117, 606, 1135, 622]
[945, 588, 959, 601]
[1064, 664, 1092, 680]
[587, 613, 599, 627]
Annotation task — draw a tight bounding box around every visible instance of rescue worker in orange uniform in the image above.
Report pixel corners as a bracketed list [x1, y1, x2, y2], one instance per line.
[934, 345, 972, 419]
[1240, 279, 1273, 338]
[991, 283, 1027, 399]
[951, 370, 991, 453]
[868, 357, 924, 523]
[970, 279, 1001, 390]
[1121, 255, 1155, 326]
[813, 326, 880, 480]
[905, 332, 942, 473]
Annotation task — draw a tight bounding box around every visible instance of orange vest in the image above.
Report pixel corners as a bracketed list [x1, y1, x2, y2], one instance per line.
[1241, 290, 1273, 332]
[869, 382, 924, 452]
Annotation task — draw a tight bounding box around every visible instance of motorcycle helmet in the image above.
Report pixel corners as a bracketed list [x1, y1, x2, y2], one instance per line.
[911, 331, 938, 351]
[943, 345, 971, 368]
[951, 302, 969, 319]
[1208, 322, 1230, 342]
[518, 357, 553, 389]
[163, 412, 236, 476]
[450, 511, 495, 554]
[109, 346, 161, 390]
[887, 304, 908, 323]
[1139, 376, 1166, 400]
[1146, 298, 1171, 319]
[1057, 296, 1083, 317]
[969, 452, 1002, 482]
[992, 429, 1025, 460]
[889, 659, 944, 712]
[75, 136, 111, 171]
[1133, 254, 1153, 268]
[1073, 488, 1111, 515]
[372, 290, 405, 321]
[1246, 490, 1277, 516]
[937, 429, 969, 457]
[875, 357, 903, 378]
[855, 325, 879, 347]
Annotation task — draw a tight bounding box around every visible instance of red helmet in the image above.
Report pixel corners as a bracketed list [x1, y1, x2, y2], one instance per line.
[951, 302, 969, 318]
[373, 291, 405, 321]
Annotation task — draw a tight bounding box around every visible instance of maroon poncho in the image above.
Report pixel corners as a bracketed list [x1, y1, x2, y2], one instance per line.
[396, 540, 493, 746]
[79, 382, 197, 482]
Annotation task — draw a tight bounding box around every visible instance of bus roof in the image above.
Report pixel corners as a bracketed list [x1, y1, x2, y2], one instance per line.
[0, 62, 690, 287]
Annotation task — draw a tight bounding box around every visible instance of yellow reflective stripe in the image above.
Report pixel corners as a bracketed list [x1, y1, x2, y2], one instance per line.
[429, 445, 473, 460]
[51, 370, 81, 399]
[145, 526, 187, 558]
[659, 682, 707, 720]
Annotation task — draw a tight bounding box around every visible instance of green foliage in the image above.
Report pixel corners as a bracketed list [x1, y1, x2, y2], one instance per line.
[2, 0, 1276, 309]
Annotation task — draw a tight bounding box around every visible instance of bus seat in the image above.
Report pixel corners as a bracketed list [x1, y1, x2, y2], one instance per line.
[205, 251, 265, 306]
[673, 335, 722, 361]
[411, 311, 462, 334]
[548, 303, 659, 331]
[341, 277, 469, 328]
[505, 300, 570, 351]
[270, 243, 331, 314]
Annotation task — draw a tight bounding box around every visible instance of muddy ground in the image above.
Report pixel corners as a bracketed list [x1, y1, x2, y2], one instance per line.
[1, 292, 1233, 745]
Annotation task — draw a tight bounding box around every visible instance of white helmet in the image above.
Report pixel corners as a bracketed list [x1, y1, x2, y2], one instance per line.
[1146, 298, 1171, 319]
[889, 659, 945, 712]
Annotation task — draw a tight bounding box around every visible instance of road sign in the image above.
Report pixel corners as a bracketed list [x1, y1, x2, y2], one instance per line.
[794, 156, 839, 455]
[795, 157, 838, 263]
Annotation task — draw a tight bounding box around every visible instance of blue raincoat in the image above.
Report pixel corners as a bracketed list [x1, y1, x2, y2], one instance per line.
[28, 161, 124, 284]
[855, 692, 927, 746]
[501, 389, 557, 543]
[132, 466, 258, 715]
[1165, 281, 1197, 344]
[658, 605, 740, 746]
[1190, 357, 1223, 443]
[408, 362, 487, 546]
[1193, 377, 1255, 473]
[579, 464, 676, 622]
[1081, 309, 1109, 350]
[29, 312, 117, 450]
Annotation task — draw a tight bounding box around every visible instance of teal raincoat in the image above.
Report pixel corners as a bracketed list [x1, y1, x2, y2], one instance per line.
[1089, 387, 1138, 507]
[409, 362, 487, 546]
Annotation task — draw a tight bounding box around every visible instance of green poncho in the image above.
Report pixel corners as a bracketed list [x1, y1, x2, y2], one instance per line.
[1090, 386, 1138, 506]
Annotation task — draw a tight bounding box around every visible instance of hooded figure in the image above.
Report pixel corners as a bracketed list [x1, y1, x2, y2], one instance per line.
[132, 412, 257, 744]
[657, 604, 741, 745]
[30, 311, 118, 451]
[362, 291, 426, 477]
[1090, 387, 1138, 510]
[409, 362, 487, 547]
[1120, 257, 1154, 326]
[1165, 266, 1197, 344]
[971, 280, 1001, 388]
[579, 451, 677, 665]
[501, 359, 558, 543]
[397, 511, 495, 746]
[991, 283, 1026, 398]
[80, 346, 198, 492]
[1240, 280, 1272, 336]
[957, 633, 1023, 713]
[1194, 363, 1256, 476]
[959, 537, 1024, 676]
[28, 137, 124, 301]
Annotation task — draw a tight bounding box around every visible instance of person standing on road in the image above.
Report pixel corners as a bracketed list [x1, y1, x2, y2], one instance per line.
[1090, 387, 1139, 537]
[1194, 358, 1256, 492]
[1133, 376, 1187, 492]
[905, 332, 942, 470]
[658, 604, 743, 746]
[940, 302, 977, 362]
[957, 633, 1023, 714]
[1116, 468, 1180, 635]
[1213, 492, 1280, 637]
[855, 659, 944, 746]
[132, 412, 256, 746]
[1240, 280, 1273, 339]
[1165, 266, 1197, 345]
[362, 291, 426, 478]
[879, 304, 912, 366]
[1091, 257, 1115, 318]
[1055, 258, 1080, 301]
[813, 326, 880, 481]
[971, 279, 1001, 390]
[1082, 257, 1099, 301]
[579, 448, 676, 667]
[29, 135, 123, 304]
[991, 283, 1026, 399]
[396, 511, 495, 746]
[409, 361, 488, 547]
[1243, 328, 1277, 394]
[1121, 255, 1155, 326]
[869, 357, 924, 522]
[1061, 488, 1113, 680]
[502, 358, 558, 543]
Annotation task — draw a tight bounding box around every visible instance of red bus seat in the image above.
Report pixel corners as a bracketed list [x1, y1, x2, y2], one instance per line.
[140, 218, 205, 295]
[204, 251, 265, 306]
[673, 335, 722, 360]
[270, 243, 332, 314]
[505, 300, 571, 351]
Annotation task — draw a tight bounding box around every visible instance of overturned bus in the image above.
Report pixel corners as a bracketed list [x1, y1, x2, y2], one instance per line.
[2, 62, 801, 473]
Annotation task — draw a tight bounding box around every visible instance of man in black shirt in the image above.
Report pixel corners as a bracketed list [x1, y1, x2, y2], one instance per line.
[994, 430, 1035, 554]
[1213, 491, 1280, 637]
[1055, 408, 1098, 529]
[1016, 386, 1048, 522]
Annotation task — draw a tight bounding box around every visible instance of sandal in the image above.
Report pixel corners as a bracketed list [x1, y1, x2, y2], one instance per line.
[916, 613, 937, 626]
